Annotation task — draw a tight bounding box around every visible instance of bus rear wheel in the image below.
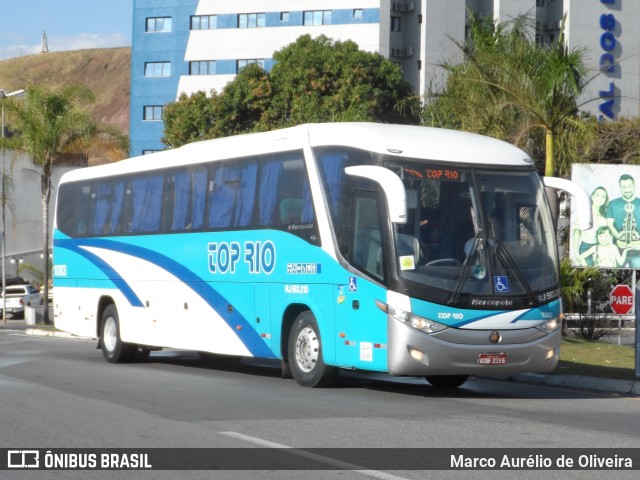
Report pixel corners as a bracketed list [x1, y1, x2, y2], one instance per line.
[425, 375, 469, 388]
[100, 305, 136, 363]
[288, 311, 336, 388]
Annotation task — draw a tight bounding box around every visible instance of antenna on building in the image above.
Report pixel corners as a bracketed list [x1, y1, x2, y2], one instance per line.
[41, 31, 49, 54]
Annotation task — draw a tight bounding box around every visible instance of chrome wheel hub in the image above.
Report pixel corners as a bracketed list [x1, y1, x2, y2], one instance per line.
[103, 316, 117, 352]
[295, 326, 319, 373]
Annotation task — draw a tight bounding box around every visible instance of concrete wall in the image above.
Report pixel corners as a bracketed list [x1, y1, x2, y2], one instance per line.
[1, 150, 76, 284]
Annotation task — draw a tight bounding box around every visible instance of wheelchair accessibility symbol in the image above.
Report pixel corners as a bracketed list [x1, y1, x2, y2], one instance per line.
[494, 275, 509, 293]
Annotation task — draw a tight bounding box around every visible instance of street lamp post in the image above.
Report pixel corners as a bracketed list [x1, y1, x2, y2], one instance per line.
[0, 88, 25, 325]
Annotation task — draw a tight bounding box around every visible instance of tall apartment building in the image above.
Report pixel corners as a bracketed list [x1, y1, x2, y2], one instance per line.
[130, 0, 639, 156]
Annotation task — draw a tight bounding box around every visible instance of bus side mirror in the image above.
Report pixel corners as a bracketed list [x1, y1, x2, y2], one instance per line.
[543, 176, 592, 230]
[345, 166, 407, 224]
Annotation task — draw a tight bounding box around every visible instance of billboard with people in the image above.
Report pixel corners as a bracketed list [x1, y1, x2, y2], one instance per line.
[571, 164, 640, 268]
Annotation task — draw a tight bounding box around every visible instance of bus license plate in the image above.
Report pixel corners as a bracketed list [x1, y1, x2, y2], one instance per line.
[478, 353, 507, 365]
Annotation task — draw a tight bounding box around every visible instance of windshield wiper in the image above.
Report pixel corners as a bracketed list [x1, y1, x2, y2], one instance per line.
[493, 239, 537, 306]
[447, 236, 482, 305]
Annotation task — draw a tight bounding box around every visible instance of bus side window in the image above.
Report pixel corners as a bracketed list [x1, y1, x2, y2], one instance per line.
[208, 162, 257, 228]
[170, 170, 206, 231]
[129, 175, 164, 233]
[57, 183, 90, 237]
[162, 175, 176, 231]
[279, 198, 303, 223]
[91, 180, 125, 235]
[258, 155, 314, 227]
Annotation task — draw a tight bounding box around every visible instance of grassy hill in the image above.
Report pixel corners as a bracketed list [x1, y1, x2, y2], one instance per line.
[0, 47, 131, 134]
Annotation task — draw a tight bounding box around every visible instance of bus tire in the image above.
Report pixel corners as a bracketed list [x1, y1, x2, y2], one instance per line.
[288, 311, 336, 388]
[425, 375, 469, 388]
[100, 305, 135, 363]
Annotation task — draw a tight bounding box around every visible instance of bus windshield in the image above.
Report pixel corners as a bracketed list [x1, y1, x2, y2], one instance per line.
[389, 163, 559, 307]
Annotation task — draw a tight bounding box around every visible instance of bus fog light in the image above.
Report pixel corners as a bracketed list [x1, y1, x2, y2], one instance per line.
[545, 346, 558, 361]
[409, 347, 429, 365]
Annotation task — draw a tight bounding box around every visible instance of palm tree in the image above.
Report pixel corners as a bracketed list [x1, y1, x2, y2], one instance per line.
[426, 14, 595, 178]
[7, 85, 128, 323]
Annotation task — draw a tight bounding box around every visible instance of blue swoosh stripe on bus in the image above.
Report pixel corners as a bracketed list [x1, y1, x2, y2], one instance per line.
[450, 312, 499, 328]
[450, 301, 559, 328]
[509, 311, 531, 323]
[67, 244, 144, 308]
[54, 238, 276, 359]
[450, 310, 531, 328]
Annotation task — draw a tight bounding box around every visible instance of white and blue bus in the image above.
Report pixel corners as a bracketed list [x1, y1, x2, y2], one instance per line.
[53, 123, 586, 388]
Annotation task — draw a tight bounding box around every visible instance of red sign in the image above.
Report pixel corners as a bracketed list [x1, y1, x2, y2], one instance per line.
[610, 284, 634, 314]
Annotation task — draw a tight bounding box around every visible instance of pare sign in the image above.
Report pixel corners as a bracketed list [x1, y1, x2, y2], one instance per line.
[610, 284, 633, 315]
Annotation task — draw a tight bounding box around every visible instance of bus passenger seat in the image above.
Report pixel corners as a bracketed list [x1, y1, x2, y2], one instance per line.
[280, 198, 303, 223]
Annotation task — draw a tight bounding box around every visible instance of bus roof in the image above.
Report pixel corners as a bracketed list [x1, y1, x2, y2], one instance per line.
[60, 123, 533, 183]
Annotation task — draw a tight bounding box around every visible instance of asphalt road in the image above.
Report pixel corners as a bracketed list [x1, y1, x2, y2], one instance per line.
[1, 330, 638, 480]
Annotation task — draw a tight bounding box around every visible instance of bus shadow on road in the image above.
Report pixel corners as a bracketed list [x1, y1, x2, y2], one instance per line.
[143, 350, 596, 400]
[146, 350, 284, 380]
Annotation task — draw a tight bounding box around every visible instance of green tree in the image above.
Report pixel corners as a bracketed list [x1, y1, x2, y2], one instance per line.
[163, 35, 419, 146]
[208, 63, 273, 138]
[423, 15, 594, 177]
[7, 84, 128, 323]
[265, 35, 418, 128]
[582, 117, 640, 165]
[162, 90, 216, 149]
[559, 258, 598, 313]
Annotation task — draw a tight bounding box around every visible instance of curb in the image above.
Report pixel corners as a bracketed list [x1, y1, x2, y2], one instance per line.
[22, 327, 92, 341]
[507, 372, 640, 396]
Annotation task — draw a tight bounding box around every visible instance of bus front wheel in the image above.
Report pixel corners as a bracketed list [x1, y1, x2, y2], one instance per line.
[288, 311, 336, 388]
[100, 305, 135, 363]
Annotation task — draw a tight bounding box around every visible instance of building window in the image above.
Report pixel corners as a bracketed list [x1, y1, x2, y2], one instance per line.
[353, 9, 363, 20]
[237, 59, 265, 72]
[391, 16, 402, 32]
[146, 17, 172, 33]
[143, 106, 164, 121]
[304, 10, 331, 26]
[238, 13, 265, 28]
[142, 150, 162, 155]
[189, 60, 216, 75]
[280, 12, 290, 22]
[144, 62, 171, 77]
[191, 15, 217, 30]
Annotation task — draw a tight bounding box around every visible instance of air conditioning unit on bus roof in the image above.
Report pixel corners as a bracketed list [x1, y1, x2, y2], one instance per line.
[392, 2, 415, 13]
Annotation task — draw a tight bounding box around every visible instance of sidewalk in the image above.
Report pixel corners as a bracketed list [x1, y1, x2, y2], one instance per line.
[0, 316, 86, 339]
[2, 316, 639, 395]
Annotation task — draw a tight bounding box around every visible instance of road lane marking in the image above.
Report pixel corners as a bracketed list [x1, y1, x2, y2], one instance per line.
[219, 431, 409, 480]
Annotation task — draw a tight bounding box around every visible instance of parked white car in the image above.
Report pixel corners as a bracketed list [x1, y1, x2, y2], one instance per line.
[0, 285, 42, 319]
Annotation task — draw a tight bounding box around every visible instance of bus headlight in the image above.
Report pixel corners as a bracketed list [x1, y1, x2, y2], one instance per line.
[535, 317, 561, 333]
[381, 303, 448, 335]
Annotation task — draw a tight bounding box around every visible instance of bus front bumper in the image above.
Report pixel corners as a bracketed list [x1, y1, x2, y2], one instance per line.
[387, 317, 561, 377]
